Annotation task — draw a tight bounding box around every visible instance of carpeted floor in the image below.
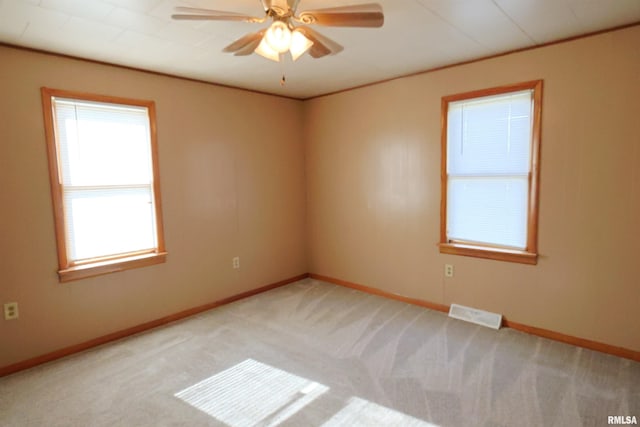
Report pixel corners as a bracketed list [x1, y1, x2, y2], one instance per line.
[1, 279, 638, 426]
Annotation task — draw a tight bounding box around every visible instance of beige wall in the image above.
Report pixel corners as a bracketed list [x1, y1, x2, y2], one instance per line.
[305, 26, 640, 352]
[0, 45, 307, 367]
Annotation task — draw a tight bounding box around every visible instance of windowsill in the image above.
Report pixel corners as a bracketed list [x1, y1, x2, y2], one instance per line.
[439, 242, 537, 265]
[58, 252, 167, 282]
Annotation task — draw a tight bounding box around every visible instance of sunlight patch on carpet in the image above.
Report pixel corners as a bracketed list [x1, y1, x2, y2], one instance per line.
[175, 359, 328, 426]
[324, 396, 439, 426]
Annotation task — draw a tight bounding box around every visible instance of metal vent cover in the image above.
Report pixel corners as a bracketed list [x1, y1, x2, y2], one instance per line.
[448, 303, 502, 330]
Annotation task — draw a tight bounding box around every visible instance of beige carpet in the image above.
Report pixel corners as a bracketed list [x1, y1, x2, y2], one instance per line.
[1, 279, 638, 426]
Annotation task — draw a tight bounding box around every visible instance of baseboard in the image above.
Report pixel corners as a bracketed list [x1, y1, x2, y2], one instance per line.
[502, 319, 640, 362]
[310, 273, 640, 362]
[0, 273, 309, 377]
[4, 271, 637, 377]
[309, 273, 450, 313]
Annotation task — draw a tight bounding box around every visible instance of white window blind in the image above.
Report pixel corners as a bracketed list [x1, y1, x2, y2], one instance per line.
[446, 90, 533, 249]
[53, 98, 157, 262]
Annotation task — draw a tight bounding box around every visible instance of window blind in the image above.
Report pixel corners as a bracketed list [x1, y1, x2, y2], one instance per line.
[446, 90, 533, 249]
[53, 98, 157, 262]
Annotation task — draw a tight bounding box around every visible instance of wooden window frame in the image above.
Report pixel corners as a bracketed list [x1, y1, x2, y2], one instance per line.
[41, 88, 167, 282]
[439, 80, 543, 265]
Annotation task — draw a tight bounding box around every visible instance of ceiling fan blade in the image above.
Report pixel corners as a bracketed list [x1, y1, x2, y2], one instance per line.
[296, 27, 344, 58]
[223, 31, 264, 53]
[172, 14, 251, 21]
[172, 7, 264, 22]
[232, 31, 267, 56]
[296, 3, 384, 28]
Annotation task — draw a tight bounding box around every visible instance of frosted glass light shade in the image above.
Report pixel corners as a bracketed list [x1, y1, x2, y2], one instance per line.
[264, 21, 291, 53]
[255, 38, 280, 62]
[290, 29, 313, 61]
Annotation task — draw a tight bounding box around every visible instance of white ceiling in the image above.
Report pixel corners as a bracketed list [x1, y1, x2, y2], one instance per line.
[0, 0, 638, 99]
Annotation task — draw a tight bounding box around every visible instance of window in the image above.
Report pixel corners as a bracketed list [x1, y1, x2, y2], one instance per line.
[41, 88, 166, 282]
[440, 80, 542, 264]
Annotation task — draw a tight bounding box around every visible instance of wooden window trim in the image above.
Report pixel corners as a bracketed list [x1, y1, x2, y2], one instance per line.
[439, 80, 543, 265]
[41, 87, 166, 282]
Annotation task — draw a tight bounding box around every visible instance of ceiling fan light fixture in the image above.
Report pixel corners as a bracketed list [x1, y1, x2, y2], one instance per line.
[254, 37, 281, 62]
[264, 21, 292, 53]
[172, 2, 385, 64]
[290, 29, 313, 61]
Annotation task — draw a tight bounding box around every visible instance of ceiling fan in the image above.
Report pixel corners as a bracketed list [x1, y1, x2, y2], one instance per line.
[171, 0, 384, 62]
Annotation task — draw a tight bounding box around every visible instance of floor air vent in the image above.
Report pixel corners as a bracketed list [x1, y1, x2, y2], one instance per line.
[448, 303, 502, 330]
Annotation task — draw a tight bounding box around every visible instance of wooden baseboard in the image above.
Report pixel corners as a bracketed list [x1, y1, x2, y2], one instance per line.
[3, 271, 637, 377]
[309, 273, 450, 313]
[502, 319, 640, 362]
[310, 273, 640, 362]
[0, 273, 309, 377]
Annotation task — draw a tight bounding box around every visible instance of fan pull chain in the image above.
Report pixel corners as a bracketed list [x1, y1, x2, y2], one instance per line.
[280, 54, 286, 86]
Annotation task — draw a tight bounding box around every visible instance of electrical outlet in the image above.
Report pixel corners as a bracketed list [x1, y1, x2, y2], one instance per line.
[232, 256, 240, 269]
[4, 302, 19, 320]
[444, 264, 454, 278]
